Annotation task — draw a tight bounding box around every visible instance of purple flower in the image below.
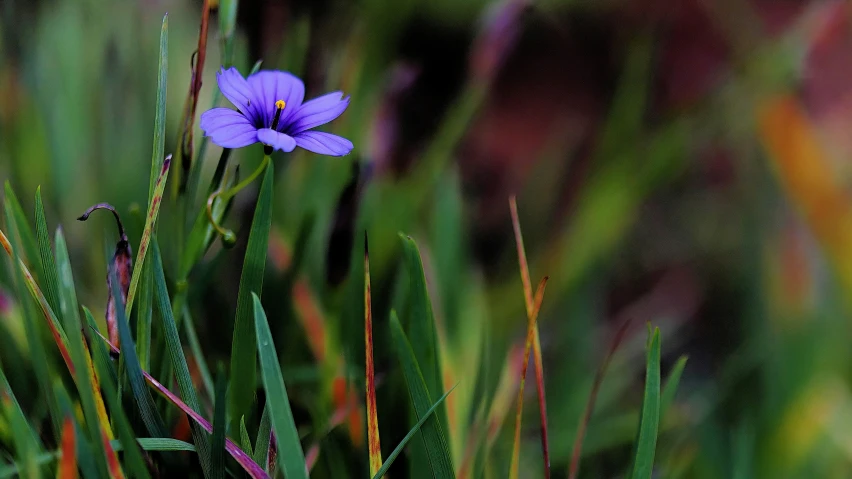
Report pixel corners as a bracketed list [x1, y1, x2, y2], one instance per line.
[200, 67, 353, 156]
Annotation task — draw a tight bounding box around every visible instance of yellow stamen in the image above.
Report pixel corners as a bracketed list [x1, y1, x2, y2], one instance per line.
[275, 99, 286, 110]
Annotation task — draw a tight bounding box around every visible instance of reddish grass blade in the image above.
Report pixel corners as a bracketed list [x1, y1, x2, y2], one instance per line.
[94, 331, 270, 479]
[364, 237, 383, 476]
[0, 228, 73, 372]
[126, 155, 171, 317]
[102, 431, 126, 479]
[568, 317, 633, 479]
[176, 0, 211, 192]
[57, 417, 77, 479]
[509, 277, 548, 479]
[509, 196, 551, 478]
[0, 227, 114, 439]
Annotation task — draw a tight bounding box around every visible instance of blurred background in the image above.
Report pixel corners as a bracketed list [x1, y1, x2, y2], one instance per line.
[4, 0, 852, 477]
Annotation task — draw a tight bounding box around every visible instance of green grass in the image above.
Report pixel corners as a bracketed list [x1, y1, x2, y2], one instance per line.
[0, 0, 839, 477]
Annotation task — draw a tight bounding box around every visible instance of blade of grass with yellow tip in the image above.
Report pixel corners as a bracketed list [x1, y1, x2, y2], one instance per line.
[54, 229, 120, 475]
[125, 154, 171, 317]
[0, 227, 73, 372]
[4, 198, 62, 438]
[364, 236, 382, 476]
[56, 417, 77, 479]
[509, 277, 548, 479]
[509, 195, 551, 478]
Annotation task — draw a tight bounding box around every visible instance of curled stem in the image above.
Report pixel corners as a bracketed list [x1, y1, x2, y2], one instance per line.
[206, 155, 271, 239]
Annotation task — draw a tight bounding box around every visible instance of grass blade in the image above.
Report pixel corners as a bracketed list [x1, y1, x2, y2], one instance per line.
[365, 237, 382, 476]
[34, 187, 61, 315]
[4, 198, 62, 437]
[398, 234, 447, 434]
[151, 240, 211, 475]
[125, 154, 171, 317]
[3, 183, 40, 275]
[254, 403, 272, 469]
[182, 306, 216, 401]
[229, 160, 274, 431]
[94, 330, 269, 479]
[509, 196, 551, 477]
[372, 385, 458, 479]
[109, 262, 168, 437]
[661, 355, 688, 419]
[82, 308, 153, 479]
[569, 317, 634, 479]
[509, 277, 548, 479]
[253, 293, 308, 479]
[54, 229, 120, 476]
[211, 372, 228, 479]
[0, 362, 41, 478]
[389, 311, 454, 478]
[629, 327, 662, 479]
[56, 417, 77, 479]
[148, 14, 168, 202]
[240, 417, 254, 457]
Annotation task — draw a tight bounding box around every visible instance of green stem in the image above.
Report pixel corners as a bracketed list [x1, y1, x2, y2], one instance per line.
[206, 155, 270, 237]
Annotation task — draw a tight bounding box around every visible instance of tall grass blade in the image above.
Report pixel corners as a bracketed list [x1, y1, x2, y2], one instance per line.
[509, 196, 551, 478]
[372, 385, 457, 479]
[148, 14, 168, 202]
[229, 160, 274, 431]
[569, 317, 634, 479]
[54, 229, 119, 476]
[34, 187, 61, 314]
[253, 293, 308, 479]
[94, 330, 269, 479]
[629, 327, 662, 479]
[0, 362, 40, 478]
[389, 311, 454, 478]
[125, 155, 172, 317]
[151, 240, 212, 475]
[0, 228, 73, 376]
[211, 372, 228, 479]
[398, 234, 447, 433]
[82, 308, 151, 479]
[109, 264, 168, 437]
[3, 183, 40, 275]
[509, 277, 548, 479]
[364, 236, 383, 476]
[4, 199, 61, 437]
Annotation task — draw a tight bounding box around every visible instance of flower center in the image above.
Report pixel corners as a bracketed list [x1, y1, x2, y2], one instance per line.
[271, 100, 286, 130]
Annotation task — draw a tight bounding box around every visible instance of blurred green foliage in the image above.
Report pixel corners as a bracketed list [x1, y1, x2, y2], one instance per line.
[2, 0, 852, 477]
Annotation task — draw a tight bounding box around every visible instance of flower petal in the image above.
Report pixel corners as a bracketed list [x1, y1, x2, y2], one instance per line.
[200, 108, 259, 148]
[257, 128, 297, 153]
[246, 71, 305, 128]
[286, 92, 350, 134]
[294, 131, 353, 157]
[217, 67, 262, 125]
